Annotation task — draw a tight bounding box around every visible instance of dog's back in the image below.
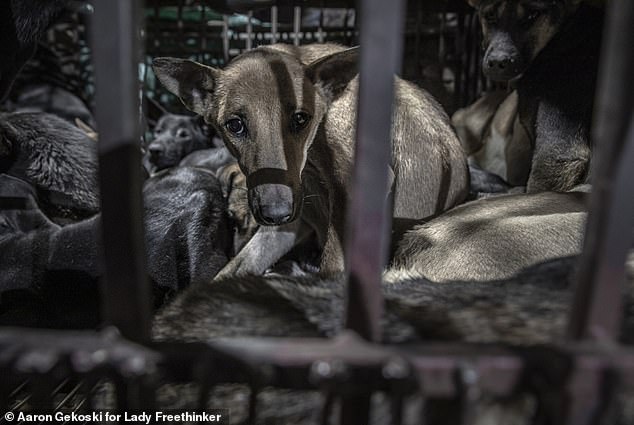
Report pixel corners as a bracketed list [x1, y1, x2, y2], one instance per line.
[281, 43, 469, 219]
[392, 190, 587, 281]
[0, 112, 99, 223]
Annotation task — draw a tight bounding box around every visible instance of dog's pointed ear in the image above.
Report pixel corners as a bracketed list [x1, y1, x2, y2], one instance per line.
[467, 0, 481, 8]
[306, 47, 359, 102]
[152, 57, 218, 116]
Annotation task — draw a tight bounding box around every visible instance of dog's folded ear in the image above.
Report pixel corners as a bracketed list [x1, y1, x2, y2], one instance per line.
[306, 46, 359, 102]
[152, 57, 218, 117]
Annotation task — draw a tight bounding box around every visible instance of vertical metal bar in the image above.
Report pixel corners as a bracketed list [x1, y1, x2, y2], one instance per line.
[201, 3, 208, 57]
[246, 10, 253, 50]
[222, 15, 230, 63]
[567, 0, 634, 341]
[341, 0, 405, 420]
[317, 2, 325, 43]
[177, 0, 184, 50]
[344, 0, 405, 343]
[91, 0, 150, 343]
[270, 5, 278, 44]
[293, 6, 302, 46]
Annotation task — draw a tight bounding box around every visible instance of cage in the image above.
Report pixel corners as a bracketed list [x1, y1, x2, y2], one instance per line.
[0, 0, 633, 424]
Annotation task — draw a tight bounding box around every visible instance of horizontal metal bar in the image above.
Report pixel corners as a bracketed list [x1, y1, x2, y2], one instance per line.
[4, 330, 634, 403]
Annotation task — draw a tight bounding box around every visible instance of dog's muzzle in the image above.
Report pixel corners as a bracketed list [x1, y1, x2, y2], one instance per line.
[246, 169, 300, 226]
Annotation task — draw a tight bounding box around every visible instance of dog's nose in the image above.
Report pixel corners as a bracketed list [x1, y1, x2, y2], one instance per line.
[487, 57, 514, 70]
[148, 145, 163, 158]
[248, 183, 296, 226]
[259, 204, 292, 225]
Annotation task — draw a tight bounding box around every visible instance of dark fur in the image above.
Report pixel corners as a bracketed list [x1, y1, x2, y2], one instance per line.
[143, 166, 232, 295]
[6, 83, 95, 129]
[0, 164, 232, 327]
[178, 146, 236, 175]
[144, 114, 215, 173]
[471, 0, 603, 192]
[0, 112, 99, 224]
[153, 43, 468, 276]
[0, 186, 103, 328]
[0, 0, 71, 101]
[177, 147, 258, 254]
[152, 190, 634, 424]
[467, 160, 515, 198]
[0, 166, 233, 327]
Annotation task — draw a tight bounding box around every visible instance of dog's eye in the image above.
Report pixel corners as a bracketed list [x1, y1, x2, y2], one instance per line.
[291, 112, 310, 131]
[225, 118, 247, 137]
[176, 129, 190, 138]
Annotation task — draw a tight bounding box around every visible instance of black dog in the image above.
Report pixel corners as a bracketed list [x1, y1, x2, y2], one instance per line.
[143, 166, 232, 298]
[0, 166, 233, 327]
[470, 0, 604, 192]
[0, 181, 103, 328]
[144, 114, 219, 174]
[7, 83, 95, 129]
[0, 112, 99, 224]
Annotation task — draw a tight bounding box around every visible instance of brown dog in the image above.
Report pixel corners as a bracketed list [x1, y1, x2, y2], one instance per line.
[153, 43, 468, 276]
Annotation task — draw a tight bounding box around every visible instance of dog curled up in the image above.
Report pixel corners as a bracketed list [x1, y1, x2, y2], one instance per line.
[152, 43, 469, 277]
[468, 0, 604, 192]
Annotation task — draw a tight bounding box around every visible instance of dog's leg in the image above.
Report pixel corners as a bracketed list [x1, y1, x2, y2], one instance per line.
[214, 219, 309, 279]
[527, 101, 592, 192]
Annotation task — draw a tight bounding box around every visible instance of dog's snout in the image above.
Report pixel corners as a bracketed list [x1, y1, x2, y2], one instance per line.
[148, 144, 163, 158]
[259, 204, 293, 225]
[248, 183, 295, 226]
[487, 56, 515, 70]
[483, 33, 525, 81]
[483, 49, 524, 81]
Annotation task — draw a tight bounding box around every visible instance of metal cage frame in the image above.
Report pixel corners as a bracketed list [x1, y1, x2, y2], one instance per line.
[1, 0, 633, 424]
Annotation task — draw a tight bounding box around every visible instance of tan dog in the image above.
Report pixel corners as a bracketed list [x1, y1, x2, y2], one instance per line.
[452, 90, 532, 186]
[153, 43, 468, 276]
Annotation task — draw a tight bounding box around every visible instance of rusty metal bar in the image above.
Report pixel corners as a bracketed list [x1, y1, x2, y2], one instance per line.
[341, 0, 405, 421]
[567, 0, 634, 342]
[91, 0, 151, 343]
[344, 0, 406, 343]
